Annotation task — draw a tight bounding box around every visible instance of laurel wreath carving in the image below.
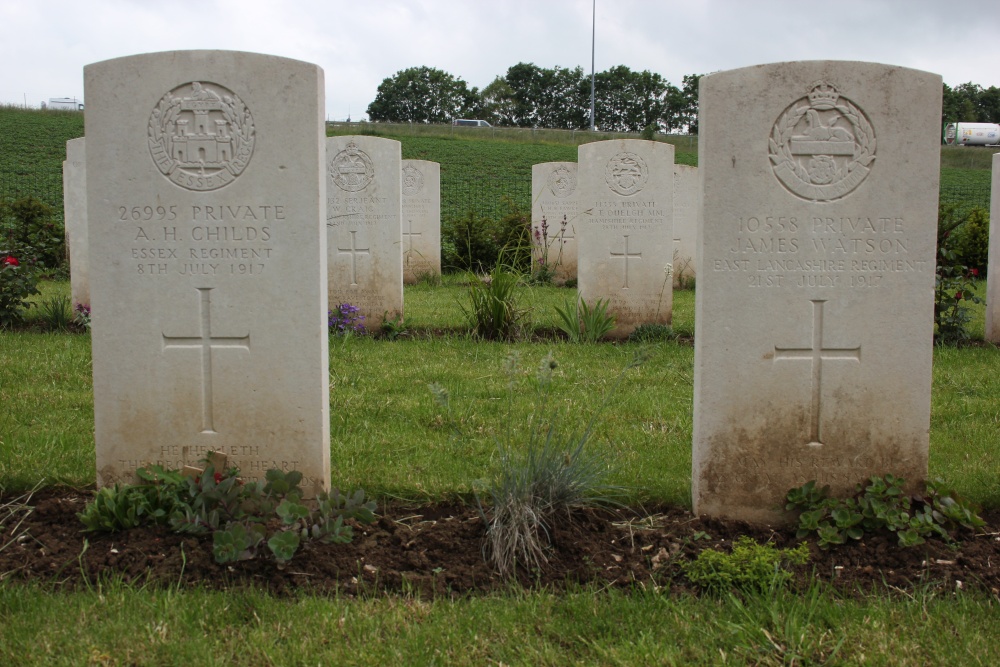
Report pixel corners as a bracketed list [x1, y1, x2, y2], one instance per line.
[768, 97, 876, 186]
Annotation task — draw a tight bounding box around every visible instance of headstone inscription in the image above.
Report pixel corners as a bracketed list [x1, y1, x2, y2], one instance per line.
[531, 162, 579, 284]
[672, 164, 699, 287]
[326, 136, 402, 321]
[401, 159, 441, 284]
[986, 153, 1000, 343]
[85, 51, 330, 494]
[63, 137, 89, 309]
[577, 140, 674, 337]
[692, 61, 941, 523]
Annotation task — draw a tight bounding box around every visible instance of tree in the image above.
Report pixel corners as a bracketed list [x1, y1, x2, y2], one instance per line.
[366, 66, 477, 123]
[478, 77, 518, 126]
[593, 66, 666, 132]
[664, 74, 701, 134]
[502, 63, 589, 128]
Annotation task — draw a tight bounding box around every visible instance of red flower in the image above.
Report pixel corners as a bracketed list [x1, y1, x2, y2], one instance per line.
[971, 268, 980, 277]
[2, 256, 18, 267]
[955, 291, 963, 300]
[213, 472, 223, 484]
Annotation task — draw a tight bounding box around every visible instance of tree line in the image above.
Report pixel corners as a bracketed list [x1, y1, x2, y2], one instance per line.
[366, 64, 701, 133]
[366, 65, 1000, 132]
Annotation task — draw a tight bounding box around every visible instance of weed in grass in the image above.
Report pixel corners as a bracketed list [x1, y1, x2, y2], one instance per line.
[460, 261, 529, 340]
[682, 536, 809, 595]
[553, 296, 616, 342]
[73, 302, 91, 330]
[467, 351, 646, 578]
[380, 312, 412, 340]
[627, 323, 679, 343]
[38, 294, 72, 331]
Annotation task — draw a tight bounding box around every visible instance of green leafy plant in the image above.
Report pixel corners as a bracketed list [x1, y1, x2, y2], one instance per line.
[0, 253, 39, 328]
[78, 456, 376, 566]
[935, 204, 984, 345]
[553, 296, 616, 342]
[0, 196, 66, 274]
[73, 302, 91, 330]
[682, 537, 809, 595]
[627, 323, 681, 343]
[379, 312, 412, 340]
[786, 475, 985, 549]
[460, 260, 529, 340]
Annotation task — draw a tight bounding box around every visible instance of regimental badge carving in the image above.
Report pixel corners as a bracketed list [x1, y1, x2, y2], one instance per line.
[547, 165, 576, 198]
[769, 81, 876, 202]
[605, 152, 647, 196]
[402, 165, 424, 195]
[148, 82, 255, 192]
[330, 141, 375, 192]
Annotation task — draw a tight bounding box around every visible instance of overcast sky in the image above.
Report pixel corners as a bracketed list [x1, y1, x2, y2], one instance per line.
[2, 0, 998, 121]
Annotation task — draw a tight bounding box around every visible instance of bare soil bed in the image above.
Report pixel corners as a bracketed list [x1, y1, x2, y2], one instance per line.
[2, 488, 998, 598]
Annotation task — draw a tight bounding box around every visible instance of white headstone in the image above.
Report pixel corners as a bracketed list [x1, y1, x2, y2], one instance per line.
[672, 164, 698, 287]
[63, 137, 89, 309]
[986, 153, 1000, 343]
[531, 162, 579, 284]
[85, 51, 330, 494]
[693, 61, 941, 523]
[401, 159, 441, 284]
[326, 136, 402, 321]
[577, 140, 674, 337]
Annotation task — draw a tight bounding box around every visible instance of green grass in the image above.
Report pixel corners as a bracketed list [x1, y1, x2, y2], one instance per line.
[2, 581, 999, 666]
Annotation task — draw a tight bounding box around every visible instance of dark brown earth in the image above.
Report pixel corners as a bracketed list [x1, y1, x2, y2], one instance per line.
[2, 488, 999, 598]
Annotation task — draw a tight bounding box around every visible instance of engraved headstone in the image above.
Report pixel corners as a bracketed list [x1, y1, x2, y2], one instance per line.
[85, 51, 330, 493]
[401, 159, 441, 284]
[693, 61, 941, 522]
[326, 136, 402, 320]
[672, 164, 699, 287]
[531, 162, 579, 284]
[577, 140, 674, 337]
[63, 137, 89, 309]
[986, 153, 1000, 343]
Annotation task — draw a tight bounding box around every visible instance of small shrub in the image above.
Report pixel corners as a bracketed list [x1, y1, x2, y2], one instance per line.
[554, 296, 616, 342]
[39, 294, 73, 331]
[950, 206, 989, 274]
[935, 204, 984, 345]
[683, 537, 809, 594]
[786, 475, 984, 549]
[73, 303, 91, 330]
[460, 262, 529, 340]
[0, 254, 40, 329]
[379, 312, 412, 340]
[0, 196, 65, 274]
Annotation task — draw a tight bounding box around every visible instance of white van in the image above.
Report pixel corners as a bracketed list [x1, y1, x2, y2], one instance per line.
[452, 119, 491, 127]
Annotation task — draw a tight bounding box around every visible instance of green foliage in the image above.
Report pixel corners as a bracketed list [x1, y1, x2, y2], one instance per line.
[786, 476, 985, 549]
[682, 537, 809, 594]
[0, 254, 39, 328]
[77, 457, 376, 565]
[379, 312, 413, 340]
[464, 351, 642, 578]
[460, 262, 529, 340]
[553, 297, 616, 342]
[366, 66, 477, 123]
[950, 206, 989, 273]
[38, 294, 72, 331]
[935, 204, 984, 345]
[0, 196, 65, 274]
[627, 323, 679, 343]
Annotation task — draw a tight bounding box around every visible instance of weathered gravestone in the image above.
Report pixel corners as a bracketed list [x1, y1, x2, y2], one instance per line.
[85, 51, 330, 494]
[986, 153, 1000, 343]
[63, 137, 89, 309]
[672, 164, 699, 287]
[531, 162, 579, 284]
[401, 159, 441, 284]
[577, 140, 674, 337]
[693, 61, 941, 522]
[326, 136, 402, 321]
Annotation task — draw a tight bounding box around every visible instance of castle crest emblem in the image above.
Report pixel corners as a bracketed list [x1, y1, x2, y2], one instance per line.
[769, 81, 876, 202]
[402, 165, 424, 195]
[330, 142, 375, 192]
[605, 152, 647, 196]
[547, 165, 576, 198]
[148, 82, 255, 192]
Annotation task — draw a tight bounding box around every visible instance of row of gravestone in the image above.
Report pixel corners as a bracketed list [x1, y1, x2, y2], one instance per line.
[65, 136, 442, 323]
[74, 49, 994, 524]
